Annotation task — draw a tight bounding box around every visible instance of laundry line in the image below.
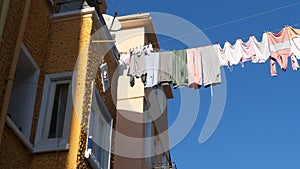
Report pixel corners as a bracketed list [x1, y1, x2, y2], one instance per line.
[114, 26, 300, 92]
[155, 22, 300, 48]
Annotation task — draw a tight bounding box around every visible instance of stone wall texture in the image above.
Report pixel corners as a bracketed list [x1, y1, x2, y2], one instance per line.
[0, 0, 118, 168]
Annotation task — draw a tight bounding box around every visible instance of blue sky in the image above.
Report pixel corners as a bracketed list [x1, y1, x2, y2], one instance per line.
[106, 1, 300, 168]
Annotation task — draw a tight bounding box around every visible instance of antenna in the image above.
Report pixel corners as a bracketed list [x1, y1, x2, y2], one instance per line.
[102, 11, 121, 31]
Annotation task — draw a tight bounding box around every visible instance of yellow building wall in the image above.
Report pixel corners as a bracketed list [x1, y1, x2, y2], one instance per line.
[0, 125, 31, 168]
[1, 0, 118, 168]
[30, 13, 93, 169]
[0, 0, 30, 168]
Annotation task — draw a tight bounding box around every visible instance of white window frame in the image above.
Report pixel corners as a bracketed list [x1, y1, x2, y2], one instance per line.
[85, 86, 113, 169]
[7, 43, 40, 141]
[34, 72, 73, 153]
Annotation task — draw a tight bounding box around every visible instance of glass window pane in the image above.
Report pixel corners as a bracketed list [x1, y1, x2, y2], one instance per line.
[48, 83, 69, 138]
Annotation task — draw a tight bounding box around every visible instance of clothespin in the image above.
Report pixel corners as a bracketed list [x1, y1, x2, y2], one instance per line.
[101, 57, 105, 65]
[240, 58, 244, 69]
[227, 61, 233, 72]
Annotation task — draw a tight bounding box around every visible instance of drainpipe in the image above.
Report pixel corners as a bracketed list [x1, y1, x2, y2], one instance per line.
[0, 0, 32, 144]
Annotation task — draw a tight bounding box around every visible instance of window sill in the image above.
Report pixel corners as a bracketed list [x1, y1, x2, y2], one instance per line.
[6, 116, 70, 154]
[6, 116, 33, 152]
[33, 139, 70, 153]
[33, 144, 69, 154]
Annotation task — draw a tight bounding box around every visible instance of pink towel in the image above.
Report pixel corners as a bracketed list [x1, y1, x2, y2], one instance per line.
[186, 48, 202, 89]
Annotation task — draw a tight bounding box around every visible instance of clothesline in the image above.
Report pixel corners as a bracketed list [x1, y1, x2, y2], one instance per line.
[155, 23, 300, 50]
[116, 26, 300, 90]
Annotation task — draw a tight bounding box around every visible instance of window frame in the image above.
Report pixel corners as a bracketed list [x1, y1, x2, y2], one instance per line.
[34, 72, 73, 153]
[85, 86, 113, 169]
[7, 43, 40, 141]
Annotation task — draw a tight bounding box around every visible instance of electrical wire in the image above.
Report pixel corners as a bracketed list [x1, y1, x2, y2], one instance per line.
[153, 1, 300, 46]
[202, 1, 300, 32]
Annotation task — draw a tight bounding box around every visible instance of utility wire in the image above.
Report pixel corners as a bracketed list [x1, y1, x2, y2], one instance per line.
[154, 1, 300, 46]
[202, 1, 300, 32]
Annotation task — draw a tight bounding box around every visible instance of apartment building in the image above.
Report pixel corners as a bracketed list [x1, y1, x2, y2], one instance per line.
[113, 13, 174, 169]
[0, 0, 174, 168]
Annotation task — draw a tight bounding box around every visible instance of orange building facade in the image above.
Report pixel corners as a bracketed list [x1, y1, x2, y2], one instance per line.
[0, 1, 175, 169]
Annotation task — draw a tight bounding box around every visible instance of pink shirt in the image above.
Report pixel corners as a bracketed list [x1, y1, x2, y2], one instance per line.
[240, 37, 256, 62]
[267, 27, 291, 76]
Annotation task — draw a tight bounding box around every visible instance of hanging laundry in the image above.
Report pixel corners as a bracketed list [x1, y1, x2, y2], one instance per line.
[291, 55, 300, 70]
[239, 35, 270, 63]
[128, 44, 154, 87]
[200, 45, 222, 87]
[239, 37, 256, 62]
[216, 39, 243, 67]
[216, 43, 229, 66]
[251, 33, 270, 63]
[267, 27, 291, 76]
[118, 52, 131, 75]
[100, 63, 110, 92]
[286, 26, 300, 70]
[129, 47, 146, 77]
[187, 48, 202, 89]
[173, 50, 188, 88]
[144, 52, 159, 88]
[158, 51, 174, 85]
[287, 26, 300, 38]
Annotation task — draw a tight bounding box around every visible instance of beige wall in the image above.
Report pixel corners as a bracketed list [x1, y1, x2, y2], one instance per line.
[114, 14, 171, 169]
[114, 27, 145, 52]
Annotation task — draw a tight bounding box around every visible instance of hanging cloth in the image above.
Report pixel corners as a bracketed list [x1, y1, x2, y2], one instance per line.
[287, 26, 300, 70]
[144, 52, 159, 88]
[128, 47, 146, 77]
[173, 50, 188, 88]
[216, 43, 229, 66]
[267, 27, 291, 76]
[216, 40, 243, 67]
[240, 37, 256, 62]
[100, 63, 110, 92]
[187, 48, 202, 89]
[200, 44, 222, 87]
[158, 51, 174, 85]
[251, 33, 270, 63]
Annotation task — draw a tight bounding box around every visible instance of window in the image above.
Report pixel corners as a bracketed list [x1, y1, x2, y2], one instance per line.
[144, 101, 152, 167]
[162, 153, 168, 169]
[34, 72, 72, 152]
[58, 0, 83, 13]
[7, 43, 40, 141]
[85, 87, 113, 169]
[56, 0, 102, 15]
